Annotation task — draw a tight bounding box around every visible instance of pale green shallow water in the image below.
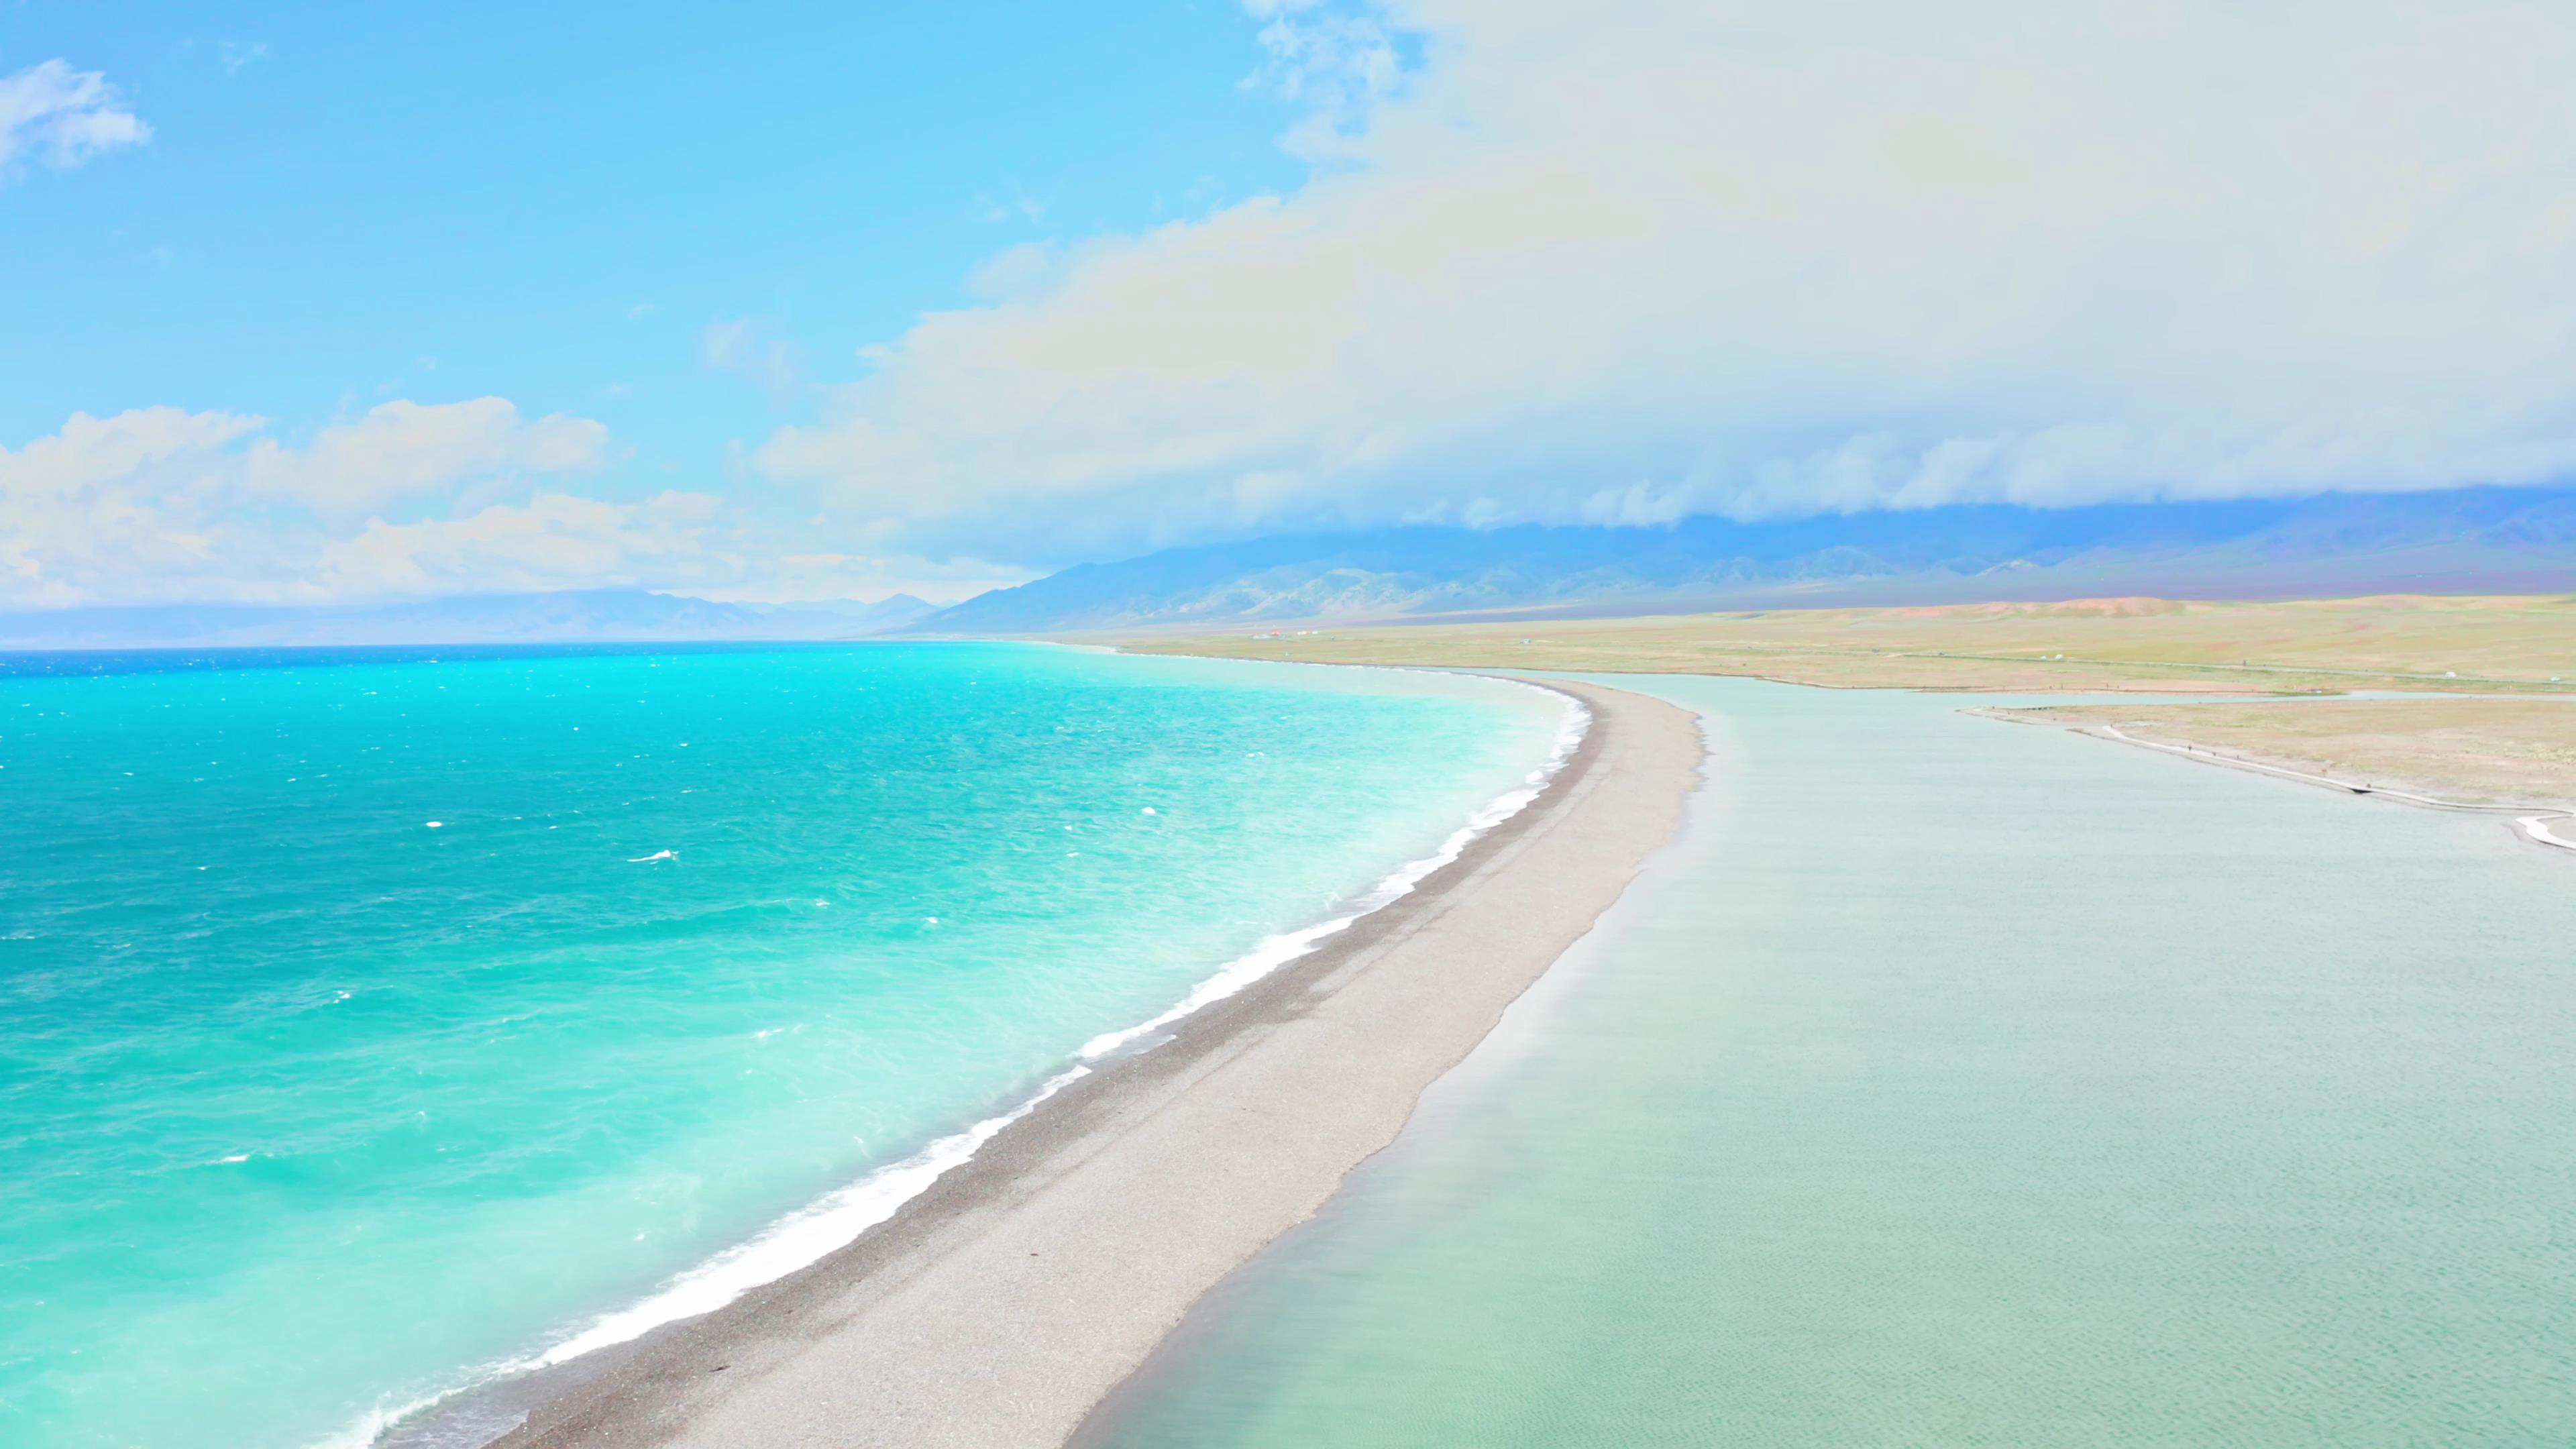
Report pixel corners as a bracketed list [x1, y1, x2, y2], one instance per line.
[1090, 676, 2576, 1448]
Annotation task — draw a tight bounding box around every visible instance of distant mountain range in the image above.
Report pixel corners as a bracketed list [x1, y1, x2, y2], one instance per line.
[0, 589, 938, 649]
[914, 487, 2576, 634]
[5, 488, 2570, 649]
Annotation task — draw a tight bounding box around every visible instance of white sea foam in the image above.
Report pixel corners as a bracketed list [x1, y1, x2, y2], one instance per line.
[514, 1062, 1093, 1371]
[316, 676, 1588, 1449]
[1079, 682, 1588, 1061]
[309, 1389, 457, 1449]
[305, 1064, 1096, 1449]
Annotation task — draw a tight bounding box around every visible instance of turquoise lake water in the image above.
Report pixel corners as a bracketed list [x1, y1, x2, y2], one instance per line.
[1091, 676, 2576, 1448]
[0, 642, 1566, 1449]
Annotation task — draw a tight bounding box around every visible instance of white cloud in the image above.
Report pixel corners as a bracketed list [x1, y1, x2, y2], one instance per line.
[976, 185, 1049, 225]
[313, 490, 725, 597]
[0, 409, 271, 605]
[702, 317, 803, 402]
[1244, 0, 1406, 161]
[0, 404, 1009, 608]
[0, 402, 618, 607]
[0, 58, 150, 174]
[313, 493, 1026, 604]
[244, 397, 607, 522]
[758, 0, 2576, 562]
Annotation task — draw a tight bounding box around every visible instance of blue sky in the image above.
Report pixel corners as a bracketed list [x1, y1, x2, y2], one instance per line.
[4, 0, 1319, 603]
[7, 1, 2576, 607]
[5, 2, 1304, 445]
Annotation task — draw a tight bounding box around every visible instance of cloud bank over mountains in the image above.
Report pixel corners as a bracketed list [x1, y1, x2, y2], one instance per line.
[763, 0, 2576, 560]
[15, 1, 2576, 608]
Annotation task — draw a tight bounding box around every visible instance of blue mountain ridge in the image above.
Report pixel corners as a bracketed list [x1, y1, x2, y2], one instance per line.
[4, 488, 2569, 649]
[914, 487, 2576, 633]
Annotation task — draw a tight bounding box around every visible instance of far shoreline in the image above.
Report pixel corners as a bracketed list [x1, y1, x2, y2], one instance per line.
[1979, 704, 2576, 854]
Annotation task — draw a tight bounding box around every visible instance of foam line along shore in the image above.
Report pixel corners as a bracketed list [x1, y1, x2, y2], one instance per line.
[474, 678, 1702, 1449]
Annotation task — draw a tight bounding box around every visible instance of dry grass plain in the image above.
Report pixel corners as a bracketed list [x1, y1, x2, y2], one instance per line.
[1120, 593, 2576, 693]
[1119, 593, 2576, 808]
[2000, 698, 2576, 806]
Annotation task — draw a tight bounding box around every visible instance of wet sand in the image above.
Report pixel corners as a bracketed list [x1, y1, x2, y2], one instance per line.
[476, 677, 1703, 1449]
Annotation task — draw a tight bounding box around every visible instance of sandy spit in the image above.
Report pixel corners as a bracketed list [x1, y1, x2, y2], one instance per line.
[480, 677, 1703, 1449]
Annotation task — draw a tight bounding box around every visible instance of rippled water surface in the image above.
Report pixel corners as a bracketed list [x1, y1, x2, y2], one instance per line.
[1093, 677, 2576, 1448]
[0, 642, 1563, 1448]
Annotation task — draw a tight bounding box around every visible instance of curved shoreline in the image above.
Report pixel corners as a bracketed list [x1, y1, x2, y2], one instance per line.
[358, 674, 1585, 1448]
[443, 677, 1701, 1448]
[476, 678, 1587, 1390]
[1996, 712, 2576, 854]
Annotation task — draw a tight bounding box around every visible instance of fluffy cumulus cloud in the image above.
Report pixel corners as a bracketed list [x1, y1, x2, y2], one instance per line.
[0, 401, 1024, 608]
[1, 58, 150, 175]
[759, 0, 2576, 561]
[0, 401, 615, 606]
[0, 408, 270, 604]
[242, 397, 610, 523]
[312, 490, 724, 597]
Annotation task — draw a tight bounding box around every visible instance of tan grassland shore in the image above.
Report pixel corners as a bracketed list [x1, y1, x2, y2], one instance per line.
[1995, 697, 2576, 809]
[1124, 593, 2575, 842]
[1119, 592, 2576, 696]
[1985, 699, 2576, 852]
[451, 678, 1701, 1449]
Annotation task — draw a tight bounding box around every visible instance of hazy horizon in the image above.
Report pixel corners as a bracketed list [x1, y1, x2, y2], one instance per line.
[2, 478, 2567, 648]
